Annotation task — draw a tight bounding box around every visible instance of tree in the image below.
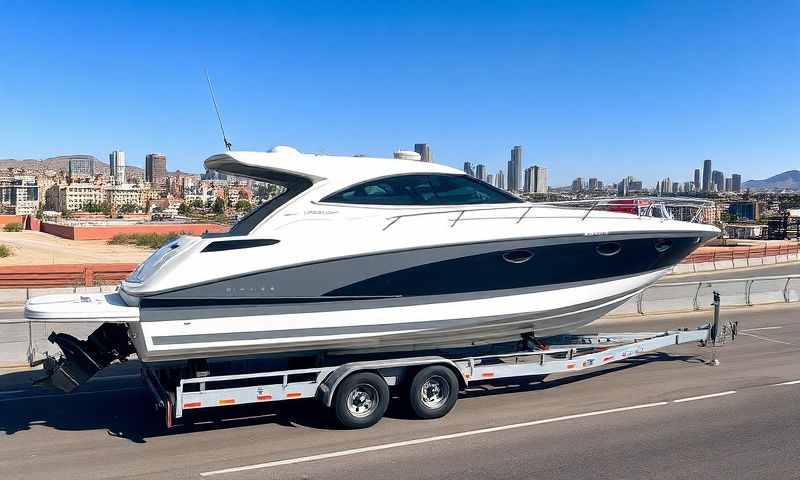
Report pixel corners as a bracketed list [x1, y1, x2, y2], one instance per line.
[212, 197, 225, 214]
[35, 204, 45, 220]
[191, 199, 205, 209]
[118, 204, 138, 214]
[235, 200, 252, 211]
[177, 203, 191, 216]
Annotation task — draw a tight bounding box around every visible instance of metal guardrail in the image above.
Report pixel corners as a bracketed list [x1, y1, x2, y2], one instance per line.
[614, 274, 800, 316]
[681, 243, 800, 264]
[0, 263, 137, 289]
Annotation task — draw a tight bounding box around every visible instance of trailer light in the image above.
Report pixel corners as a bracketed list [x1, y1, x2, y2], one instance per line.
[183, 402, 202, 409]
[218, 399, 236, 405]
[481, 372, 494, 378]
[257, 394, 273, 401]
[286, 392, 302, 398]
[602, 355, 614, 362]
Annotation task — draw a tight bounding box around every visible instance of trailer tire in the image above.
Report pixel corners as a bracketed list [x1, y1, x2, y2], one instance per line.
[408, 365, 459, 420]
[332, 372, 389, 429]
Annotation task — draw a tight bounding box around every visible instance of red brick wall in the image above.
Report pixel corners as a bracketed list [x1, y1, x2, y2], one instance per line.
[0, 215, 26, 226]
[39, 222, 229, 240]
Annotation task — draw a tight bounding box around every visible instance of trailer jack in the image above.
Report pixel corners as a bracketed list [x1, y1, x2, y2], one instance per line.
[34, 323, 134, 393]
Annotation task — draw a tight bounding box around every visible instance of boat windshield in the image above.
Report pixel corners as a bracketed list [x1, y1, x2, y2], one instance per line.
[202, 165, 313, 237]
[320, 174, 522, 206]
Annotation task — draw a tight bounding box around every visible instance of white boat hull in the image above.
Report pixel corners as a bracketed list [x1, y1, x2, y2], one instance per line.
[128, 269, 665, 362]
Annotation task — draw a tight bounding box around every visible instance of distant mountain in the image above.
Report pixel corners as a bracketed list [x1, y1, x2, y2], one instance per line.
[0, 156, 195, 176]
[743, 170, 800, 190]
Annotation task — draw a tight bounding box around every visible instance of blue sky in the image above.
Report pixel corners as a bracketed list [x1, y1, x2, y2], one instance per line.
[1, 1, 798, 185]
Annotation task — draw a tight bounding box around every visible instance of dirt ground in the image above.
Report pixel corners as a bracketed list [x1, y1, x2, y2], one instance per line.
[0, 231, 153, 265]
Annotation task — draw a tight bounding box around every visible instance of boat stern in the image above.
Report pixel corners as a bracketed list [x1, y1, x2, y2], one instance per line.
[24, 292, 140, 393]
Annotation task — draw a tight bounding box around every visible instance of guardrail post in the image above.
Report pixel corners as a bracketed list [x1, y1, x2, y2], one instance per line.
[84, 266, 94, 287]
[784, 278, 791, 303]
[692, 283, 702, 310]
[637, 290, 646, 315]
[745, 280, 753, 306]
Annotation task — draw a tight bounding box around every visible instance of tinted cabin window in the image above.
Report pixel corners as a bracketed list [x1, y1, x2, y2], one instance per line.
[321, 174, 522, 205]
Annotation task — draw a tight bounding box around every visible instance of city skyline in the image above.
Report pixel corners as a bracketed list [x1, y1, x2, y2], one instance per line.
[2, 2, 798, 185]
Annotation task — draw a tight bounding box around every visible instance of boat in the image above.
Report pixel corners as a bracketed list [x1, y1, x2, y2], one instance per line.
[25, 146, 720, 391]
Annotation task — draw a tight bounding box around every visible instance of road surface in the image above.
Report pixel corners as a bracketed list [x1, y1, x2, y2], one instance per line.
[0, 303, 798, 479]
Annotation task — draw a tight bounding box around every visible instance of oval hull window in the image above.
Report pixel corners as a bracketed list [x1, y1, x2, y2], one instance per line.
[502, 250, 533, 264]
[654, 239, 673, 253]
[596, 242, 622, 257]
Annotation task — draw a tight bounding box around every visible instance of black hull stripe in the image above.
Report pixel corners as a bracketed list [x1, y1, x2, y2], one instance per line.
[139, 270, 663, 321]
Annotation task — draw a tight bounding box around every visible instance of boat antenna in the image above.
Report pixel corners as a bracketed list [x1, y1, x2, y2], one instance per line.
[205, 69, 232, 151]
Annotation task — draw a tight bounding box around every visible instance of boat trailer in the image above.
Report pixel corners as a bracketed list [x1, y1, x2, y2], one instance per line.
[140, 297, 736, 429]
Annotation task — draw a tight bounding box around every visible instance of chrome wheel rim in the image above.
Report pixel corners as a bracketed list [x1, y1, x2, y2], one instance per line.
[420, 375, 450, 409]
[346, 384, 379, 418]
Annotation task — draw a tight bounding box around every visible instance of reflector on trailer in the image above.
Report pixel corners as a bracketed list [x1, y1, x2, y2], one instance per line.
[257, 395, 272, 401]
[218, 399, 236, 405]
[183, 402, 201, 409]
[481, 372, 494, 378]
[286, 392, 302, 398]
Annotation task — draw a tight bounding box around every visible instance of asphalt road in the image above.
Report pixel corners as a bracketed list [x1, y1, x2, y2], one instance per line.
[0, 303, 798, 480]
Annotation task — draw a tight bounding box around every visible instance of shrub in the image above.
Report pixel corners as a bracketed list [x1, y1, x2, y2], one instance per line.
[107, 232, 183, 249]
[3, 222, 23, 232]
[0, 244, 11, 257]
[108, 233, 132, 244]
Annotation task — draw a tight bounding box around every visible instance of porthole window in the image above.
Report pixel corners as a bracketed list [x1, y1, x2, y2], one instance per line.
[596, 242, 622, 257]
[654, 239, 673, 253]
[502, 250, 533, 264]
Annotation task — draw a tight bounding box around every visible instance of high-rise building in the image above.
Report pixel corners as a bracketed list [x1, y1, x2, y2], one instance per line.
[413, 144, 432, 163]
[67, 155, 96, 180]
[672, 182, 679, 193]
[507, 146, 522, 192]
[659, 178, 672, 194]
[683, 181, 694, 193]
[146, 153, 168, 185]
[712, 170, 724, 192]
[475, 164, 487, 181]
[731, 173, 742, 193]
[724, 178, 732, 192]
[463, 162, 474, 177]
[496, 170, 505, 190]
[571, 177, 584, 192]
[618, 177, 629, 197]
[523, 166, 534, 193]
[533, 166, 548, 193]
[109, 150, 126, 185]
[588, 178, 598, 191]
[693, 169, 701, 191]
[702, 159, 712, 192]
[486, 173, 494, 186]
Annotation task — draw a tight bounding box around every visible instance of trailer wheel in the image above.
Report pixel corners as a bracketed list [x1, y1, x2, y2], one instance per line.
[408, 365, 459, 420]
[332, 372, 389, 429]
